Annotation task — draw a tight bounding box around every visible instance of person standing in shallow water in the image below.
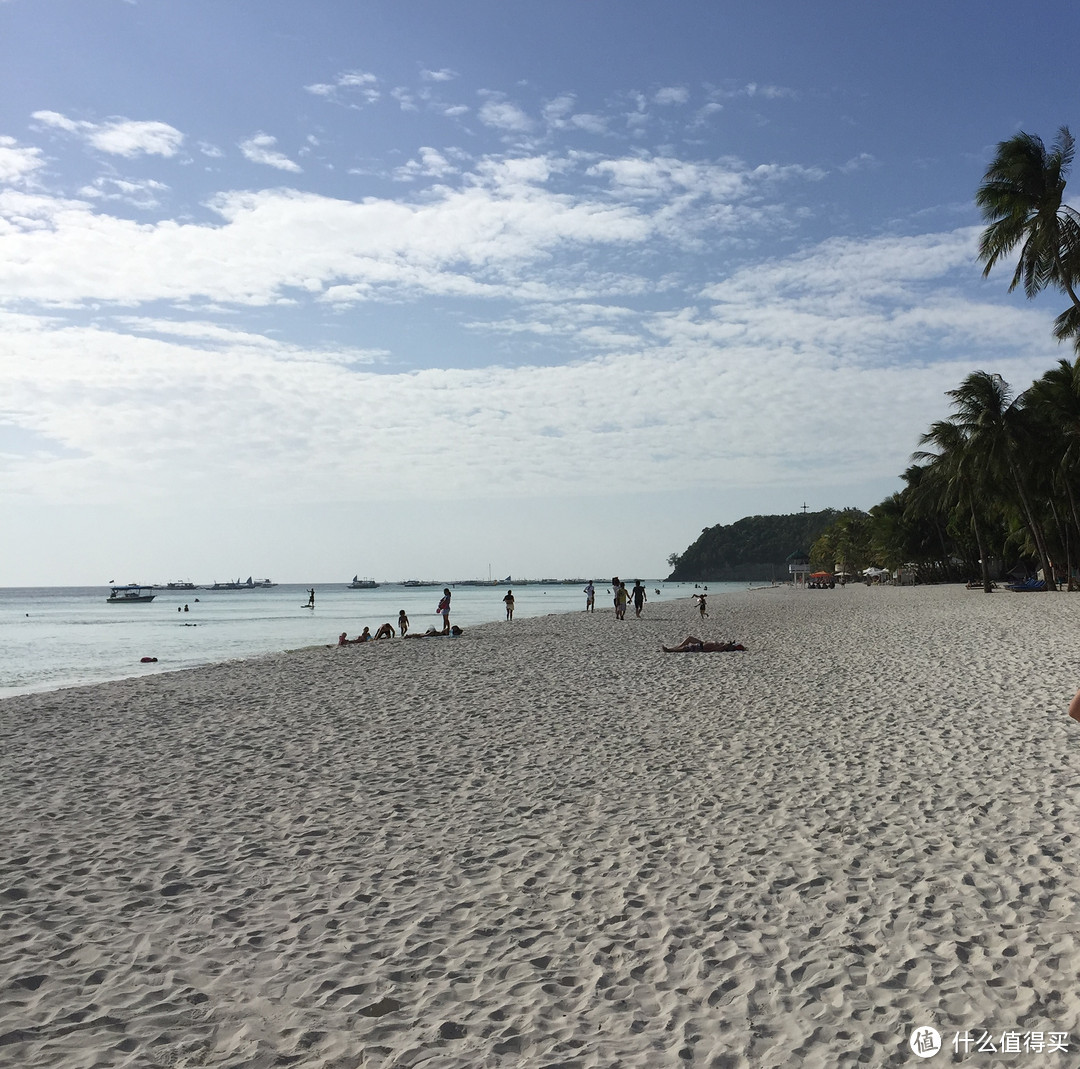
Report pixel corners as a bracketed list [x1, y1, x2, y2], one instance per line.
[503, 589, 515, 620]
[437, 588, 452, 633]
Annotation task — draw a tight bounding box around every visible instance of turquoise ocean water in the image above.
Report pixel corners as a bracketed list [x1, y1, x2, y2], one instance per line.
[0, 581, 749, 699]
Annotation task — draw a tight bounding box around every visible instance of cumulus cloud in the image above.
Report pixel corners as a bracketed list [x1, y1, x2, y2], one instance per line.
[653, 86, 689, 106]
[239, 133, 302, 173]
[0, 149, 834, 310]
[477, 96, 533, 133]
[32, 111, 184, 157]
[0, 137, 45, 184]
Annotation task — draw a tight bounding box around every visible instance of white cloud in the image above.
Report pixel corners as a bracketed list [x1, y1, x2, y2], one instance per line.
[393, 147, 458, 181]
[0, 149, 835, 310]
[421, 68, 458, 82]
[478, 97, 533, 133]
[0, 137, 45, 184]
[77, 176, 168, 209]
[653, 87, 689, 106]
[840, 152, 880, 173]
[306, 69, 380, 105]
[391, 87, 419, 112]
[741, 82, 797, 100]
[239, 133, 302, 173]
[32, 111, 183, 157]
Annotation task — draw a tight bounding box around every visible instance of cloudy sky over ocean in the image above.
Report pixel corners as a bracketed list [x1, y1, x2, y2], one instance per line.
[1, 0, 1076, 585]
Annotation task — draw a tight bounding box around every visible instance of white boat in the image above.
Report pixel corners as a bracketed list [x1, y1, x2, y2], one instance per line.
[210, 576, 278, 590]
[348, 575, 379, 589]
[107, 585, 156, 603]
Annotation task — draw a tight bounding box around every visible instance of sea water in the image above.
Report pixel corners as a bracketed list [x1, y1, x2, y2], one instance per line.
[0, 581, 750, 698]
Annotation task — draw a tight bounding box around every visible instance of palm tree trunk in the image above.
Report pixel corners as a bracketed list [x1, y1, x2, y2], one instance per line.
[1007, 455, 1058, 589]
[1063, 471, 1080, 590]
[967, 492, 993, 592]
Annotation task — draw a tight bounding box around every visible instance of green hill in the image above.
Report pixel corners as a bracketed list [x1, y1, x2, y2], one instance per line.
[666, 510, 840, 582]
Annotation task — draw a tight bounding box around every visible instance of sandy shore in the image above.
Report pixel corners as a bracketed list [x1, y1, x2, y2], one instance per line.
[3, 585, 1080, 1068]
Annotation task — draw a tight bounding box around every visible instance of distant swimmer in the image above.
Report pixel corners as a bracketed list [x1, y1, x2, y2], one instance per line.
[662, 636, 746, 653]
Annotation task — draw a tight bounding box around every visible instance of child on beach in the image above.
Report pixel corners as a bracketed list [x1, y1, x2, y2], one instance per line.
[397, 610, 409, 637]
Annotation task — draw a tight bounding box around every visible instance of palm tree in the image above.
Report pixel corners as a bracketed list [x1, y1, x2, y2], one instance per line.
[913, 420, 995, 591]
[946, 371, 1057, 589]
[976, 126, 1080, 343]
[1024, 358, 1080, 585]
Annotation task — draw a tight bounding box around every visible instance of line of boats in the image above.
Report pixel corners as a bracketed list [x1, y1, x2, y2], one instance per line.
[106, 574, 592, 603]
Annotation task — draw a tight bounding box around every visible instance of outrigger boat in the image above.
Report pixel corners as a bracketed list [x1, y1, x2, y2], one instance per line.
[107, 585, 156, 603]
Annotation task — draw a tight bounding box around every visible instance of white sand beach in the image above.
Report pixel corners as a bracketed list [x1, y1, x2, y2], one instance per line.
[3, 585, 1080, 1068]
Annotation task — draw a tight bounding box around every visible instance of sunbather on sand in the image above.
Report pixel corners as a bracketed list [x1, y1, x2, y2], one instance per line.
[662, 635, 746, 653]
[405, 625, 464, 638]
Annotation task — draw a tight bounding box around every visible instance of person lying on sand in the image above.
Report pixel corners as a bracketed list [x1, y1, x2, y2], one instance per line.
[1069, 687, 1080, 723]
[405, 625, 464, 638]
[338, 632, 359, 646]
[662, 635, 746, 653]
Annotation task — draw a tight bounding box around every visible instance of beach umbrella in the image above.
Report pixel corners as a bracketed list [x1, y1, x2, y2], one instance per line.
[809, 571, 832, 578]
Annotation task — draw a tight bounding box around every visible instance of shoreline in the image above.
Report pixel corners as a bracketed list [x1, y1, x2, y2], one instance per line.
[4, 586, 1080, 1066]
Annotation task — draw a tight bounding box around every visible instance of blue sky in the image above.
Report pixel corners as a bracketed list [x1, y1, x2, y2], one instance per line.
[1, 0, 1077, 585]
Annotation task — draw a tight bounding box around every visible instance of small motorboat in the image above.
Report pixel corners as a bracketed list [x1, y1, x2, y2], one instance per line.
[107, 585, 156, 603]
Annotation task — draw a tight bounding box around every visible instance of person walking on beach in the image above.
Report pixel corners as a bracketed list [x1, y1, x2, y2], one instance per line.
[397, 609, 410, 637]
[615, 581, 631, 620]
[584, 581, 595, 612]
[503, 589, 515, 620]
[437, 588, 452, 633]
[631, 580, 647, 618]
[693, 592, 708, 619]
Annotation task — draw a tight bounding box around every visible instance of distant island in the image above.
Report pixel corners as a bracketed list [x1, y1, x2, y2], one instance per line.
[666, 510, 841, 582]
